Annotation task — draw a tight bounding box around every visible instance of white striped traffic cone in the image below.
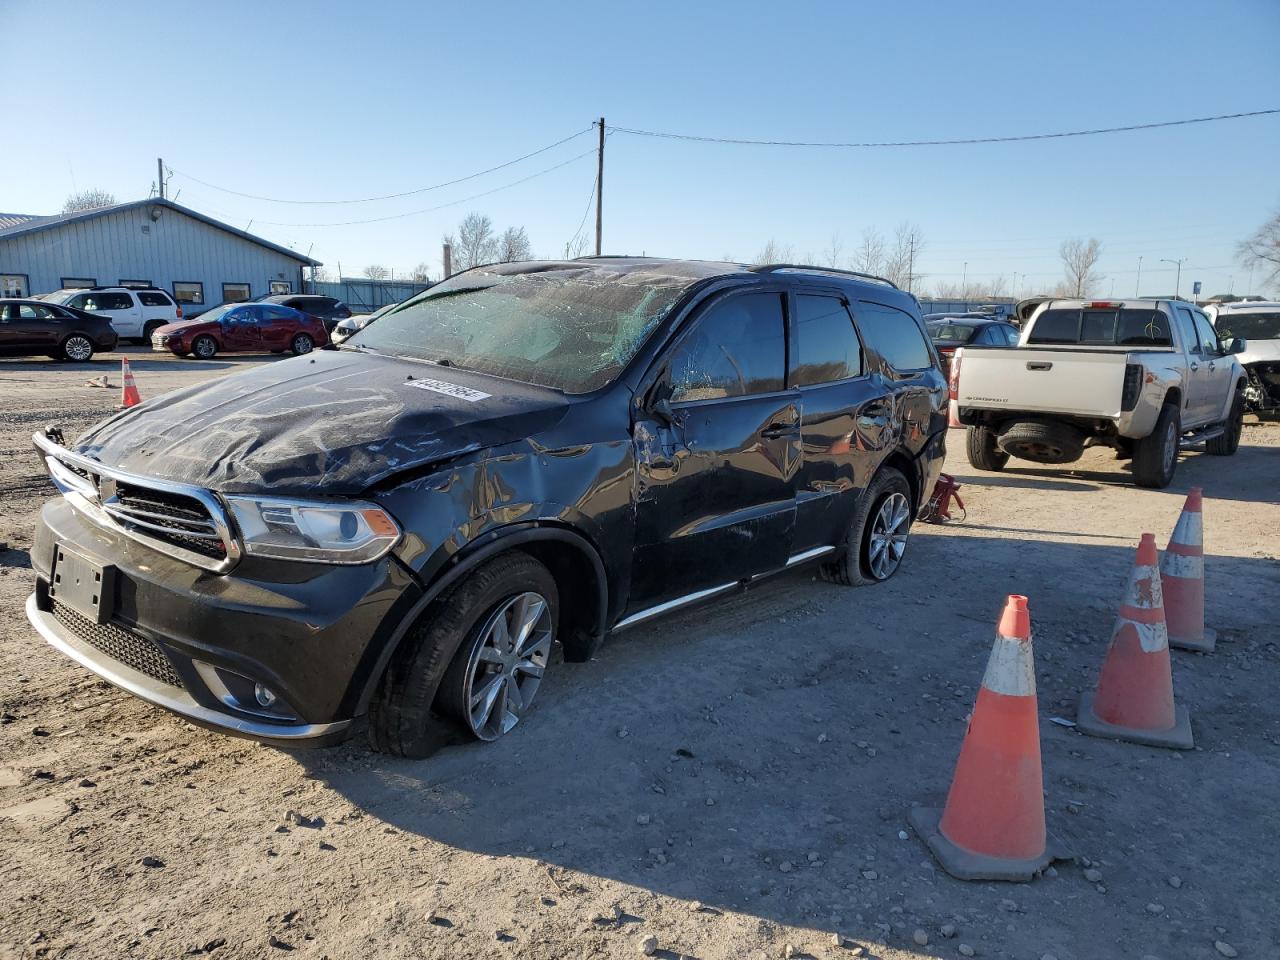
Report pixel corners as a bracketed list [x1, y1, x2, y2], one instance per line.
[1162, 487, 1214, 653]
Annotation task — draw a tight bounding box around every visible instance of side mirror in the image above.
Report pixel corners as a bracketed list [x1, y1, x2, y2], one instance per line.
[1227, 337, 1248, 355]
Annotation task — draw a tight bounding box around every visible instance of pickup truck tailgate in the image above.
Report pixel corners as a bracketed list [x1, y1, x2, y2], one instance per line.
[957, 347, 1129, 418]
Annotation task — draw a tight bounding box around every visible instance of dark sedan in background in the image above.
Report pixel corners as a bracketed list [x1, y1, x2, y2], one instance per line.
[927, 315, 1020, 376]
[0, 298, 118, 361]
[258, 294, 353, 332]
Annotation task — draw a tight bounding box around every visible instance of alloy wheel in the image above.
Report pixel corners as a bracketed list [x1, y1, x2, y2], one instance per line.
[460, 592, 552, 741]
[867, 491, 910, 580]
[292, 334, 312, 355]
[64, 336, 92, 361]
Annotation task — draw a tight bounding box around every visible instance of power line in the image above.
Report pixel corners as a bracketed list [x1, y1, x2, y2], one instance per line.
[608, 108, 1279, 148]
[244, 148, 598, 227]
[567, 170, 598, 251]
[168, 126, 594, 204]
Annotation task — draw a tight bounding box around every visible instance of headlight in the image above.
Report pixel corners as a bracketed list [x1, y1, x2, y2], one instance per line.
[226, 496, 401, 564]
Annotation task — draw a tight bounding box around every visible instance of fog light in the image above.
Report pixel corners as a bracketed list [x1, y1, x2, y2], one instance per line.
[254, 683, 278, 707]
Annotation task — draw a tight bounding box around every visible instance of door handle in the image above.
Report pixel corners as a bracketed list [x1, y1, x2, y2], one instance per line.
[1189, 361, 1199, 371]
[1207, 361, 1216, 371]
[761, 419, 799, 439]
[1026, 361, 1053, 371]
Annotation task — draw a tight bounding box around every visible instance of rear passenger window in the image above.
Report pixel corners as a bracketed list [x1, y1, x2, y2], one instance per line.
[792, 294, 862, 386]
[669, 293, 786, 402]
[138, 291, 173, 307]
[854, 301, 932, 372]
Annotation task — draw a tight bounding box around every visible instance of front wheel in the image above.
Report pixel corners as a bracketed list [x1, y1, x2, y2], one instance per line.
[290, 333, 314, 356]
[1133, 403, 1180, 488]
[1206, 392, 1244, 456]
[60, 335, 95, 362]
[821, 467, 912, 586]
[191, 335, 218, 360]
[370, 552, 559, 756]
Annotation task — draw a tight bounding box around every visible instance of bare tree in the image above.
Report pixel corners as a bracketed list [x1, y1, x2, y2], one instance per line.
[562, 234, 592, 259]
[362, 264, 390, 280]
[851, 229, 887, 277]
[884, 223, 925, 290]
[410, 262, 433, 283]
[495, 226, 532, 263]
[821, 233, 845, 268]
[445, 212, 499, 272]
[310, 265, 334, 284]
[1238, 209, 1280, 293]
[752, 239, 794, 265]
[1060, 237, 1104, 296]
[62, 189, 116, 214]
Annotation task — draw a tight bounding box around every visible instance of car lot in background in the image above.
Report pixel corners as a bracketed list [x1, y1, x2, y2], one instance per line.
[258, 293, 352, 331]
[926, 315, 1019, 377]
[330, 300, 399, 343]
[151, 301, 327, 359]
[1207, 300, 1280, 414]
[40, 286, 180, 343]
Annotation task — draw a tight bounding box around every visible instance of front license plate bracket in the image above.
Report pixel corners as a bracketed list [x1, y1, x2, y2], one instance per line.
[49, 544, 116, 624]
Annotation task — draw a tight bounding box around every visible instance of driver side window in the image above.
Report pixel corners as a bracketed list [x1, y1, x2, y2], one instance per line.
[667, 293, 786, 403]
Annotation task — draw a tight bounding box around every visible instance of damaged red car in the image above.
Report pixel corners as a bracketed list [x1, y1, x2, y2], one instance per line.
[29, 258, 947, 755]
[151, 302, 327, 359]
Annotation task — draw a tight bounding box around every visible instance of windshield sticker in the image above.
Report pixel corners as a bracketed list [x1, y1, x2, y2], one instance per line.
[405, 378, 491, 402]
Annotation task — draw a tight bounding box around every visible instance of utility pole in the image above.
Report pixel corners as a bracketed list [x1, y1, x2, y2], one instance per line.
[961, 261, 967, 293]
[1135, 256, 1143, 297]
[595, 117, 605, 257]
[157, 158, 165, 200]
[442, 242, 453, 280]
[1161, 258, 1186, 299]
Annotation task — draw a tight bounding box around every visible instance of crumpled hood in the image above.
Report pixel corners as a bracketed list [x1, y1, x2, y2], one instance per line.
[74, 350, 569, 495]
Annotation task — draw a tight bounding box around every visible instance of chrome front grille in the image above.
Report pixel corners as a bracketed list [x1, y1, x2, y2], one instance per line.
[33, 431, 240, 572]
[51, 600, 184, 689]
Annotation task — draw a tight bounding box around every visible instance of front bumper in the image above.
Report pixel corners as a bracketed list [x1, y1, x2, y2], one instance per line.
[29, 497, 422, 746]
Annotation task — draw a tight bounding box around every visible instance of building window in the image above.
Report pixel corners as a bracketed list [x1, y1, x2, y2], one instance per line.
[270, 280, 292, 295]
[119, 279, 152, 289]
[61, 277, 97, 289]
[222, 282, 251, 303]
[173, 282, 204, 305]
[1, 274, 28, 298]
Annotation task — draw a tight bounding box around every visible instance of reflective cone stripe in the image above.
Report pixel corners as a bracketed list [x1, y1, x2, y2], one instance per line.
[1092, 534, 1176, 731]
[121, 358, 141, 408]
[938, 595, 1046, 861]
[1162, 488, 1206, 645]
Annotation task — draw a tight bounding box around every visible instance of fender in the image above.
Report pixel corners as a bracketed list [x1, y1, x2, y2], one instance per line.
[352, 523, 608, 715]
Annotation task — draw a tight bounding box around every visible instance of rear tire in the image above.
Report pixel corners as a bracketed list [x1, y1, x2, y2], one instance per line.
[1133, 402, 1180, 488]
[290, 333, 314, 356]
[965, 425, 1009, 471]
[996, 420, 1085, 464]
[143, 320, 163, 342]
[821, 467, 912, 586]
[192, 335, 217, 360]
[1206, 392, 1243, 456]
[60, 335, 94, 362]
[369, 552, 558, 757]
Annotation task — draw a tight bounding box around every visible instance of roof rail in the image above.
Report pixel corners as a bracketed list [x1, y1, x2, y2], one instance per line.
[747, 263, 898, 289]
[90, 283, 165, 292]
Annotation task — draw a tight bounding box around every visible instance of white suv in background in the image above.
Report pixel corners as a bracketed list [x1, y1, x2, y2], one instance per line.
[1207, 300, 1280, 414]
[42, 286, 181, 343]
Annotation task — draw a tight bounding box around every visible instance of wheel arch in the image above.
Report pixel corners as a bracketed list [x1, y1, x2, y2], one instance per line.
[354, 523, 608, 715]
[881, 447, 921, 512]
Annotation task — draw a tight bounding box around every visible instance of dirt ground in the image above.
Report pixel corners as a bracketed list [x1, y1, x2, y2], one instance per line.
[1, 350, 1277, 960]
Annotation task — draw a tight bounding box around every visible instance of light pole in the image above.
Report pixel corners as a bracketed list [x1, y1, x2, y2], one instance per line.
[1135, 256, 1143, 297]
[961, 261, 967, 295]
[1160, 258, 1186, 299]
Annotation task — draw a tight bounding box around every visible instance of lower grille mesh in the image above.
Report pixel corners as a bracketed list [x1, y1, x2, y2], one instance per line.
[50, 601, 184, 689]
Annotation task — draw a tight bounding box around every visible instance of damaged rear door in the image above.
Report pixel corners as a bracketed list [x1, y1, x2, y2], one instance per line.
[629, 290, 799, 608]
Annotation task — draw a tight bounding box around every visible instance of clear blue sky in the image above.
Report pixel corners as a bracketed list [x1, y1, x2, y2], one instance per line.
[5, 0, 1278, 297]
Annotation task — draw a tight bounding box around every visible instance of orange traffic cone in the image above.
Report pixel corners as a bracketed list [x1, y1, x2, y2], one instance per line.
[1077, 533, 1194, 750]
[121, 358, 141, 408]
[1162, 488, 1214, 653]
[911, 595, 1062, 881]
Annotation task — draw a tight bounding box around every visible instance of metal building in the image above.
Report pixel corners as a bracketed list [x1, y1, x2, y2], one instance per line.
[0, 199, 320, 314]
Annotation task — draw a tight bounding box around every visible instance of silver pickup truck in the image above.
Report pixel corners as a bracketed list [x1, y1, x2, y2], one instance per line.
[952, 298, 1248, 487]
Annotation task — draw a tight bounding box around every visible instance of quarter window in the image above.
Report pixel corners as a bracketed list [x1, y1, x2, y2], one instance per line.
[791, 294, 862, 386]
[173, 282, 204, 305]
[222, 282, 251, 303]
[855, 301, 933, 372]
[669, 293, 786, 402]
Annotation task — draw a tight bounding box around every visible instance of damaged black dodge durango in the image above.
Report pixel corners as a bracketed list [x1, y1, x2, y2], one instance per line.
[28, 258, 947, 755]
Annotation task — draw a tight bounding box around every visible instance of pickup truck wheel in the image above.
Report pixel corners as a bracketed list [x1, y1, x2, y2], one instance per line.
[996, 420, 1085, 464]
[369, 552, 558, 756]
[1133, 403, 1180, 488]
[1206, 393, 1244, 456]
[821, 467, 911, 586]
[965, 425, 1009, 471]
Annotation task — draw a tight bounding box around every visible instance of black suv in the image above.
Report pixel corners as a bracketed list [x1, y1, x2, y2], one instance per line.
[260, 294, 352, 331]
[27, 259, 947, 755]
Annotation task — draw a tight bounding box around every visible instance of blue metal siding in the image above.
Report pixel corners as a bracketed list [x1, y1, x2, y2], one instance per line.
[0, 204, 308, 305]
